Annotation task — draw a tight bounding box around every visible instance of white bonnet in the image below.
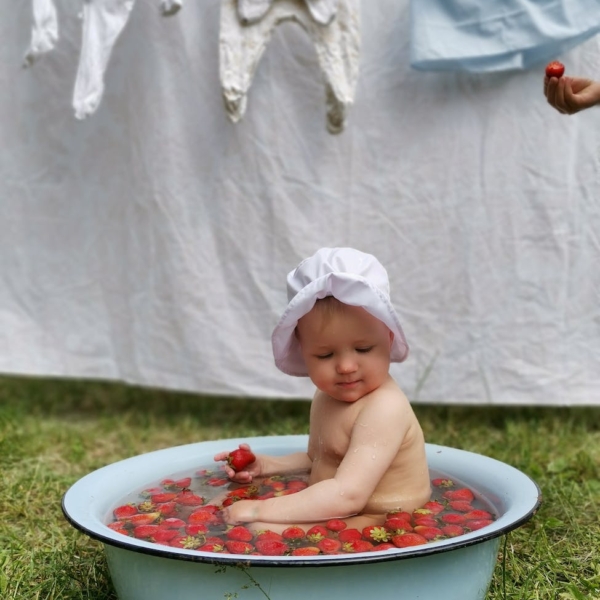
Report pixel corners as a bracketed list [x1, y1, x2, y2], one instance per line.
[271, 247, 409, 376]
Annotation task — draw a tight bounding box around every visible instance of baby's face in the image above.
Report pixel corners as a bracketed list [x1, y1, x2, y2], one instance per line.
[296, 304, 393, 403]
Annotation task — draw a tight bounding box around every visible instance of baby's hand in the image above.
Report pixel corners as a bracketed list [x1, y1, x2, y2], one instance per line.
[214, 443, 260, 483]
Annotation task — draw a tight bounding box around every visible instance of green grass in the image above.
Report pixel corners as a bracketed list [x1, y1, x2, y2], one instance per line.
[1, 375, 599, 599]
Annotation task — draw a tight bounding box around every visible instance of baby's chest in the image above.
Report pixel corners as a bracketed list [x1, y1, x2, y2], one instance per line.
[310, 404, 359, 460]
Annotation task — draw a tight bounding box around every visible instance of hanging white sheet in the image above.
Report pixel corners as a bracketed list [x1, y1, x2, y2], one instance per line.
[3, 0, 600, 405]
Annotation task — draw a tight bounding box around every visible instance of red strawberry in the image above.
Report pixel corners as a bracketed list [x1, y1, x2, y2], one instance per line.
[414, 525, 443, 540]
[141, 486, 163, 497]
[338, 528, 362, 543]
[107, 522, 129, 536]
[464, 509, 493, 521]
[392, 532, 428, 548]
[198, 541, 225, 553]
[207, 477, 229, 486]
[282, 526, 306, 541]
[185, 523, 209, 536]
[384, 517, 413, 533]
[545, 60, 565, 79]
[291, 546, 320, 556]
[255, 530, 283, 542]
[448, 500, 474, 513]
[176, 491, 204, 506]
[262, 476, 284, 486]
[255, 539, 289, 556]
[326, 519, 347, 532]
[465, 519, 493, 531]
[422, 501, 445, 515]
[372, 542, 395, 551]
[187, 509, 215, 525]
[226, 526, 254, 542]
[306, 525, 329, 543]
[227, 447, 256, 472]
[159, 517, 186, 530]
[362, 525, 390, 543]
[157, 501, 178, 516]
[286, 479, 308, 492]
[153, 528, 180, 543]
[317, 538, 342, 554]
[443, 488, 475, 503]
[385, 510, 412, 522]
[225, 540, 254, 554]
[413, 516, 438, 528]
[133, 524, 160, 539]
[150, 492, 178, 504]
[113, 504, 138, 520]
[441, 524, 465, 538]
[431, 478, 454, 488]
[174, 477, 192, 489]
[441, 513, 466, 525]
[343, 539, 374, 553]
[127, 512, 161, 527]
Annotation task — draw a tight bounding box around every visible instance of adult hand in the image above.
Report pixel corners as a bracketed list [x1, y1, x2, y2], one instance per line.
[544, 75, 600, 115]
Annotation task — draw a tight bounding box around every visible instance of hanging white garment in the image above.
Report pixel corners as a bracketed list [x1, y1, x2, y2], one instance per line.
[410, 0, 600, 72]
[238, 0, 339, 25]
[220, 0, 360, 134]
[23, 0, 59, 67]
[72, 0, 136, 120]
[160, 0, 182, 16]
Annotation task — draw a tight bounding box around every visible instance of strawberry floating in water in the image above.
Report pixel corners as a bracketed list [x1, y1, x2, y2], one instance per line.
[226, 525, 253, 542]
[362, 525, 390, 543]
[443, 488, 475, 503]
[282, 526, 306, 541]
[338, 528, 362, 543]
[325, 519, 347, 532]
[225, 540, 254, 554]
[291, 546, 320, 556]
[306, 525, 329, 543]
[343, 539, 373, 553]
[392, 532, 428, 548]
[126, 512, 161, 527]
[317, 538, 342, 554]
[255, 538, 289, 556]
[113, 504, 137, 520]
[227, 447, 256, 472]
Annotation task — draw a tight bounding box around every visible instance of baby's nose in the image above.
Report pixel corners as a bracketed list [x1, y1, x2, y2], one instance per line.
[337, 357, 357, 373]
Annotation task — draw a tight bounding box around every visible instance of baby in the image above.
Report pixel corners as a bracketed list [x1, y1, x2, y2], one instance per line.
[214, 247, 431, 531]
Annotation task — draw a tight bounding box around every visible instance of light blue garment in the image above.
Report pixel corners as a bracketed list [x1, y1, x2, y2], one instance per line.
[410, 0, 600, 72]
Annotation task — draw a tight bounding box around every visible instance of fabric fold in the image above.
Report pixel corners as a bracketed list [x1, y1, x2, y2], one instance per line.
[23, 0, 59, 67]
[160, 0, 182, 17]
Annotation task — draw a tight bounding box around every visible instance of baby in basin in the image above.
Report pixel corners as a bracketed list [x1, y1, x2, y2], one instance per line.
[214, 247, 431, 532]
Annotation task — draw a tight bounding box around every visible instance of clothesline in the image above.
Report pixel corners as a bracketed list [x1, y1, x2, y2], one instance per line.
[23, 0, 600, 125]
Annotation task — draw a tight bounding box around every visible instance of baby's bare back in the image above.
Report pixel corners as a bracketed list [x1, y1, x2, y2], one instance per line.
[308, 379, 431, 516]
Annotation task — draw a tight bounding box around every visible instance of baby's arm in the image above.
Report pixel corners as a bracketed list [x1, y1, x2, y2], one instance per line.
[544, 75, 600, 115]
[223, 396, 409, 524]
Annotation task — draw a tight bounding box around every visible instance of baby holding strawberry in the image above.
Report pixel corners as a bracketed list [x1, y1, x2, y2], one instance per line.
[214, 247, 431, 532]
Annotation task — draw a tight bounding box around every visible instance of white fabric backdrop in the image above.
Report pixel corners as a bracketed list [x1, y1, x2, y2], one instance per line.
[3, 0, 600, 405]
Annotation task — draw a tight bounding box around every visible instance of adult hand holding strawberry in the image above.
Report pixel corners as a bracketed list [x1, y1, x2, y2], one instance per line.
[544, 69, 600, 115]
[214, 443, 260, 483]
